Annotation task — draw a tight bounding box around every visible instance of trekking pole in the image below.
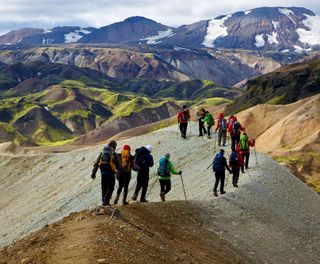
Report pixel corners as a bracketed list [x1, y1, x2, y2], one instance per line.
[206, 162, 213, 170]
[189, 121, 192, 135]
[254, 146, 258, 165]
[147, 175, 159, 197]
[180, 172, 188, 203]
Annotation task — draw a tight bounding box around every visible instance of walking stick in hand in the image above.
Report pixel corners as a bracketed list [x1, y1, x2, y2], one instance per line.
[147, 175, 159, 197]
[180, 172, 188, 203]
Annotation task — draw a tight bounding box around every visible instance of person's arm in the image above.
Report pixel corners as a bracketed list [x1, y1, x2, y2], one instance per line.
[249, 139, 255, 147]
[91, 153, 102, 179]
[215, 119, 220, 130]
[168, 161, 180, 175]
[114, 153, 122, 171]
[223, 157, 232, 173]
[240, 124, 245, 131]
[177, 112, 182, 123]
[149, 155, 154, 168]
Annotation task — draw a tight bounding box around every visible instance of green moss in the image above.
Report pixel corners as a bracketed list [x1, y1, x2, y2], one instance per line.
[144, 53, 154, 59]
[308, 152, 320, 160]
[60, 80, 86, 88]
[195, 97, 233, 107]
[267, 94, 287, 105]
[273, 156, 305, 166]
[33, 122, 73, 144]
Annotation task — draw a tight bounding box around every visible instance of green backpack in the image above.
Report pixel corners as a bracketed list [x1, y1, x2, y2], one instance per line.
[240, 134, 249, 150]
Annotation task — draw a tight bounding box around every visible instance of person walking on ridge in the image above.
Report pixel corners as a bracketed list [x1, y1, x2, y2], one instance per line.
[201, 110, 215, 139]
[237, 132, 255, 171]
[114, 144, 134, 205]
[91, 140, 122, 206]
[177, 105, 190, 139]
[212, 149, 231, 196]
[229, 146, 244, 188]
[132, 145, 154, 203]
[215, 113, 227, 146]
[228, 116, 245, 151]
[157, 153, 182, 202]
[196, 107, 207, 137]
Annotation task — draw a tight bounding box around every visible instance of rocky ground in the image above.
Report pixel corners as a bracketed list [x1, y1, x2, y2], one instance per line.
[0, 124, 319, 263]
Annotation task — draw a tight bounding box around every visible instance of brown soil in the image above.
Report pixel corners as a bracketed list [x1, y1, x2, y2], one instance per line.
[0, 202, 252, 264]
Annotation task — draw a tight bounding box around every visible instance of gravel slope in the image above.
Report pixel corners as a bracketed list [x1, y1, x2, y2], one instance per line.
[0, 123, 319, 263]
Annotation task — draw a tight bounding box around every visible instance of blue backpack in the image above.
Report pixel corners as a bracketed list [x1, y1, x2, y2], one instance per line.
[213, 153, 224, 173]
[157, 157, 170, 176]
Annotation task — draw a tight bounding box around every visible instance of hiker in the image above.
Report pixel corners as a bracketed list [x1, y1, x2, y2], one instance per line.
[228, 117, 245, 151]
[91, 140, 122, 206]
[201, 110, 215, 139]
[132, 145, 154, 202]
[177, 105, 190, 139]
[215, 113, 227, 146]
[114, 145, 135, 205]
[196, 107, 207, 137]
[229, 146, 244, 188]
[237, 132, 255, 170]
[157, 153, 182, 202]
[212, 149, 231, 196]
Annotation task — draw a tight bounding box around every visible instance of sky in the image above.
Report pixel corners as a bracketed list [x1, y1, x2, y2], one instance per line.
[0, 0, 319, 35]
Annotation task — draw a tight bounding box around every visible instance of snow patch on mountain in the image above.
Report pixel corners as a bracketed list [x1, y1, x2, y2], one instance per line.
[244, 10, 252, 15]
[142, 29, 174, 44]
[255, 34, 265, 48]
[267, 32, 279, 44]
[279, 8, 296, 25]
[296, 13, 320, 46]
[64, 29, 92, 43]
[42, 37, 54, 45]
[44, 29, 52, 34]
[202, 14, 232, 48]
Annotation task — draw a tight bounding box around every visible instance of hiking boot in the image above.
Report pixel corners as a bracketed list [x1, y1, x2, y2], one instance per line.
[198, 134, 203, 137]
[160, 192, 165, 202]
[122, 200, 129, 205]
[131, 194, 137, 201]
[220, 191, 226, 195]
[140, 198, 149, 203]
[207, 135, 212, 139]
[113, 194, 120, 205]
[103, 202, 110, 206]
[213, 191, 218, 197]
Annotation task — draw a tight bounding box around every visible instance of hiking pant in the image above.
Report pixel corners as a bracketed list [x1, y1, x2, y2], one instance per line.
[241, 152, 250, 170]
[231, 134, 240, 151]
[218, 129, 227, 146]
[207, 125, 212, 137]
[179, 123, 188, 138]
[133, 172, 149, 200]
[214, 171, 226, 192]
[101, 172, 115, 205]
[232, 167, 240, 186]
[159, 179, 171, 195]
[198, 119, 207, 135]
[116, 171, 131, 202]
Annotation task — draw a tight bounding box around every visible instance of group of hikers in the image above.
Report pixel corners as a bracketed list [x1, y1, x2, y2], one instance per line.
[91, 105, 255, 206]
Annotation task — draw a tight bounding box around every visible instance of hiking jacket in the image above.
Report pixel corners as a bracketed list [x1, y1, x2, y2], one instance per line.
[177, 110, 190, 124]
[137, 150, 154, 175]
[228, 121, 245, 136]
[229, 152, 244, 169]
[237, 138, 255, 154]
[214, 155, 232, 173]
[158, 157, 179, 180]
[92, 149, 122, 175]
[201, 112, 215, 126]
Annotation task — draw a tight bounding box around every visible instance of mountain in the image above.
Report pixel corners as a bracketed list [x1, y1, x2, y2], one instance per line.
[16, 26, 95, 45]
[226, 54, 320, 114]
[0, 47, 285, 86]
[0, 28, 44, 45]
[79, 16, 173, 44]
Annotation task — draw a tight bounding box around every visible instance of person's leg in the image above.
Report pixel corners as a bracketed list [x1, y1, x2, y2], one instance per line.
[122, 172, 131, 204]
[165, 180, 171, 194]
[101, 176, 107, 205]
[222, 131, 227, 146]
[232, 167, 236, 186]
[179, 123, 184, 137]
[140, 173, 150, 201]
[198, 119, 203, 136]
[220, 172, 226, 193]
[207, 125, 211, 138]
[218, 130, 222, 146]
[241, 153, 245, 172]
[183, 123, 188, 138]
[213, 173, 220, 196]
[104, 173, 115, 205]
[132, 173, 143, 200]
[231, 136, 236, 151]
[233, 168, 240, 187]
[245, 153, 250, 169]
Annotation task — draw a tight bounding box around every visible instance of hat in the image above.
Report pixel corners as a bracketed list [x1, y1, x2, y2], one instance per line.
[123, 144, 131, 151]
[108, 140, 117, 150]
[165, 153, 170, 160]
[146, 145, 153, 152]
[220, 149, 225, 155]
[183, 105, 187, 109]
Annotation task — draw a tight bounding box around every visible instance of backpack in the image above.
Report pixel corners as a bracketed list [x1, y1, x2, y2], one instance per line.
[219, 118, 227, 131]
[121, 150, 131, 172]
[229, 151, 239, 167]
[232, 121, 241, 135]
[157, 157, 170, 177]
[240, 134, 249, 150]
[134, 147, 148, 169]
[180, 110, 189, 122]
[213, 153, 224, 173]
[206, 112, 214, 126]
[99, 146, 116, 172]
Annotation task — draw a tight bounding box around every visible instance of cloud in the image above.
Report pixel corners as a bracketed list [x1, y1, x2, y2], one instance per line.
[0, 0, 319, 34]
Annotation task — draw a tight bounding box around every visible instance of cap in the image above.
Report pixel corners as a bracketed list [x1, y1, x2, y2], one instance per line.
[183, 105, 187, 109]
[220, 149, 225, 154]
[165, 153, 170, 160]
[146, 145, 153, 152]
[123, 144, 131, 151]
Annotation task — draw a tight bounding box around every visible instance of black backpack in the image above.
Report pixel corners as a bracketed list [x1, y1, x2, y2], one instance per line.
[233, 121, 241, 135]
[99, 146, 116, 172]
[134, 147, 148, 168]
[213, 153, 224, 173]
[229, 151, 239, 167]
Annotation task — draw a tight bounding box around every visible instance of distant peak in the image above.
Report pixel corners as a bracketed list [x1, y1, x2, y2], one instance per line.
[124, 16, 156, 23]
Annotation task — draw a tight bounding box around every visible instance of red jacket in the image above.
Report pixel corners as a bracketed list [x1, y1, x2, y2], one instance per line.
[229, 150, 244, 169]
[228, 120, 245, 136]
[177, 110, 190, 124]
[215, 113, 224, 130]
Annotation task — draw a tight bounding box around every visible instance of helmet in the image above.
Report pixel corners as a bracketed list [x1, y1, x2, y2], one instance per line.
[146, 145, 153, 152]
